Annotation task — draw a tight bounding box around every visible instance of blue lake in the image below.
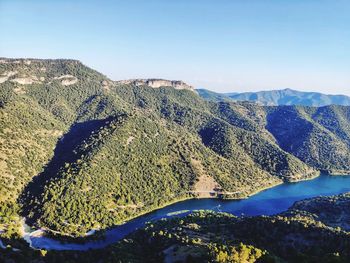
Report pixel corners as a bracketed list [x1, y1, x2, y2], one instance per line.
[29, 174, 350, 250]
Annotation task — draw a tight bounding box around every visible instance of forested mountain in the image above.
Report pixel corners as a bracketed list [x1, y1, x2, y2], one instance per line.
[1, 58, 350, 240]
[197, 88, 350, 106]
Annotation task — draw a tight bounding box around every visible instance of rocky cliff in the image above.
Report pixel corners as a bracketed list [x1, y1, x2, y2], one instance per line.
[116, 78, 194, 91]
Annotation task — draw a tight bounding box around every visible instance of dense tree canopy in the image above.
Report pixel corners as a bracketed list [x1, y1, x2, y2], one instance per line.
[0, 58, 349, 243]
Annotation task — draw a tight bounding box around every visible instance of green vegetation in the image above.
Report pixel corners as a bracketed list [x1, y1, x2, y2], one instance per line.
[0, 58, 349, 241]
[3, 193, 350, 262]
[196, 88, 234, 102]
[266, 105, 350, 173]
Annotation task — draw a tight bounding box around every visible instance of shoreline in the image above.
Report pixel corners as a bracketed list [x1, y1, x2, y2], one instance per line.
[17, 179, 295, 241]
[20, 171, 346, 249]
[21, 181, 281, 242]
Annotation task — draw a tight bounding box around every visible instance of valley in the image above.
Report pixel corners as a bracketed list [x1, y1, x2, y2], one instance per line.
[2, 0, 350, 261]
[1, 58, 350, 262]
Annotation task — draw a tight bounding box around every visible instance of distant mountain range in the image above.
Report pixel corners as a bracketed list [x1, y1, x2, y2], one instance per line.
[197, 88, 350, 107]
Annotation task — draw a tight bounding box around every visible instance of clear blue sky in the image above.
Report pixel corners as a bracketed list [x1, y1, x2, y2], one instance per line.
[1, 0, 349, 95]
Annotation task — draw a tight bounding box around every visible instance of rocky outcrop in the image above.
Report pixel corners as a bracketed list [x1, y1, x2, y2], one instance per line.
[0, 58, 81, 86]
[0, 71, 18, 84]
[116, 78, 194, 91]
[54, 75, 78, 86]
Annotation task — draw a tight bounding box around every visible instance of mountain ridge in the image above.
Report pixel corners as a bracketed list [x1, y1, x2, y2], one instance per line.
[197, 88, 350, 107]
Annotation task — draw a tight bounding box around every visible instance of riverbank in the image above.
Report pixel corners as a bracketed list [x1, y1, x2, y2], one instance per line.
[20, 179, 282, 243]
[19, 171, 323, 246]
[19, 173, 320, 248]
[20, 195, 193, 244]
[18, 174, 350, 250]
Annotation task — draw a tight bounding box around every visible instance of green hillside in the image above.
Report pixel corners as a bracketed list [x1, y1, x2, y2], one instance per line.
[0, 58, 350, 239]
[266, 105, 350, 173]
[196, 88, 233, 102]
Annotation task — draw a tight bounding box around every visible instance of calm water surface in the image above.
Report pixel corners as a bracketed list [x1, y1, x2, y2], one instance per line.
[30, 174, 350, 250]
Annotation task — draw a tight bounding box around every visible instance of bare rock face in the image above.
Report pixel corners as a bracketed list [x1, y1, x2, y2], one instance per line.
[0, 58, 81, 86]
[116, 78, 194, 91]
[54, 75, 78, 86]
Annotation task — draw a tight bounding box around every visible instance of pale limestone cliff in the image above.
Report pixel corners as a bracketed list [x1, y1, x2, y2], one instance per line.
[116, 78, 194, 91]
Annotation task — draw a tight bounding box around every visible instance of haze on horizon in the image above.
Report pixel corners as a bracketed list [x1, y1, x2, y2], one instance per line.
[1, 0, 349, 96]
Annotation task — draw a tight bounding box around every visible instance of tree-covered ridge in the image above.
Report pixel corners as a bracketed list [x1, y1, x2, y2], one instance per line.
[0, 95, 65, 203]
[0, 58, 350, 239]
[285, 192, 350, 231]
[0, 58, 120, 204]
[266, 105, 350, 173]
[0, 58, 121, 239]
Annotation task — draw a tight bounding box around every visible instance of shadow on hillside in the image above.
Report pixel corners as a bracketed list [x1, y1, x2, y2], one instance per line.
[19, 116, 115, 224]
